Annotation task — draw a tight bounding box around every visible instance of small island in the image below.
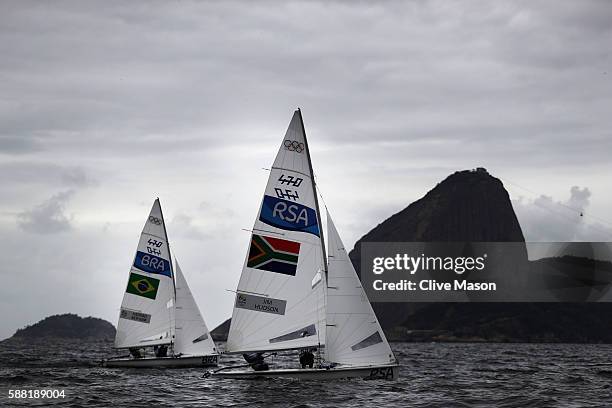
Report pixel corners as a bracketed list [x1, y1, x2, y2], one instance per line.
[7, 313, 116, 342]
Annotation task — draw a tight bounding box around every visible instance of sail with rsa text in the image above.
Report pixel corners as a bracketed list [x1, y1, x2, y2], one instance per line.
[226, 110, 327, 353]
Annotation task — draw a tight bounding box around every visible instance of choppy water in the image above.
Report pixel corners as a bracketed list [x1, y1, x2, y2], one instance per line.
[1, 339, 611, 407]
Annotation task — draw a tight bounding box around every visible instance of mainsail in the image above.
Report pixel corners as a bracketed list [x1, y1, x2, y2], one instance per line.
[226, 110, 327, 353]
[325, 213, 396, 366]
[115, 199, 175, 349]
[174, 260, 217, 356]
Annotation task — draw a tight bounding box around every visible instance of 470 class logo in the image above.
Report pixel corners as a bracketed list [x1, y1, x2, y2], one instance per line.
[259, 195, 320, 237]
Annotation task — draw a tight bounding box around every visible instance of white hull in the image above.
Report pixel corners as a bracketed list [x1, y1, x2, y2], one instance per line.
[213, 364, 399, 380]
[102, 354, 219, 368]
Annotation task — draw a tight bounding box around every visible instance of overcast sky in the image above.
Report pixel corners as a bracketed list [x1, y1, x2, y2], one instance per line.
[1, 0, 611, 339]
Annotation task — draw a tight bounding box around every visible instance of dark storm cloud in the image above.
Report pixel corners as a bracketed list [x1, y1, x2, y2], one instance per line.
[0, 0, 610, 169]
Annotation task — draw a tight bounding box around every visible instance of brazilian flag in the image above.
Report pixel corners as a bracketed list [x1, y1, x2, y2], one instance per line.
[126, 273, 160, 300]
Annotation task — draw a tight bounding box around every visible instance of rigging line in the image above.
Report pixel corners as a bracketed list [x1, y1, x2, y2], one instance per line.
[500, 181, 602, 228]
[498, 174, 612, 227]
[298, 109, 327, 274]
[141, 232, 167, 241]
[316, 183, 329, 212]
[271, 166, 312, 179]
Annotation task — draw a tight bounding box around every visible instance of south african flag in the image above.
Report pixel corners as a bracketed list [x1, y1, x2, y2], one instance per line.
[126, 273, 160, 300]
[247, 234, 301, 276]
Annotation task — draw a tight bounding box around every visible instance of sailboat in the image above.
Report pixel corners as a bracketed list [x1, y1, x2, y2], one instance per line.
[212, 110, 399, 379]
[103, 199, 219, 368]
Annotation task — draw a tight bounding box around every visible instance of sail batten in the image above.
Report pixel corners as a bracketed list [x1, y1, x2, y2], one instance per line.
[270, 167, 312, 177]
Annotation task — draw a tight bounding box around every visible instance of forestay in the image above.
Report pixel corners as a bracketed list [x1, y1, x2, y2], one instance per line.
[115, 199, 175, 349]
[174, 260, 217, 356]
[226, 110, 327, 353]
[325, 213, 396, 366]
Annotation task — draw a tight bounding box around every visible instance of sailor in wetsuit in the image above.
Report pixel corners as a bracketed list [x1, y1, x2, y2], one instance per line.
[243, 352, 269, 371]
[154, 345, 168, 358]
[129, 348, 142, 359]
[299, 348, 315, 368]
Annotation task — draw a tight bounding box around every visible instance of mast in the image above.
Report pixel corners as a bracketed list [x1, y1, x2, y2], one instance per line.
[297, 108, 328, 353]
[157, 197, 176, 298]
[156, 197, 176, 347]
[297, 108, 328, 280]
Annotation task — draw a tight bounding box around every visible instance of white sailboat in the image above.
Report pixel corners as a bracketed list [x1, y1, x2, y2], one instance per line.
[103, 199, 219, 368]
[213, 110, 398, 379]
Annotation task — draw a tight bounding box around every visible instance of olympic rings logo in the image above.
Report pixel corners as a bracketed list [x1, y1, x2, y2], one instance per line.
[149, 216, 162, 225]
[284, 139, 305, 153]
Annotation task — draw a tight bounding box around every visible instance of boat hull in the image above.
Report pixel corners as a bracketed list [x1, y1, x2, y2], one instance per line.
[212, 364, 399, 380]
[102, 354, 219, 368]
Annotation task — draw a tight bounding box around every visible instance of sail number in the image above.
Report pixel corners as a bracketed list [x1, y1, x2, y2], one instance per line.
[201, 355, 218, 365]
[147, 239, 163, 256]
[148, 239, 163, 247]
[367, 367, 395, 380]
[275, 175, 302, 201]
[278, 174, 302, 187]
[275, 188, 299, 201]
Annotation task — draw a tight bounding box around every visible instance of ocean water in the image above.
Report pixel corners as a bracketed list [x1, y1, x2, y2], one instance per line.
[1, 340, 611, 407]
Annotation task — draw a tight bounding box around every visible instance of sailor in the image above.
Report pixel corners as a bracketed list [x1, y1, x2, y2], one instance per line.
[299, 348, 315, 368]
[129, 347, 142, 359]
[242, 352, 269, 371]
[155, 345, 168, 358]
